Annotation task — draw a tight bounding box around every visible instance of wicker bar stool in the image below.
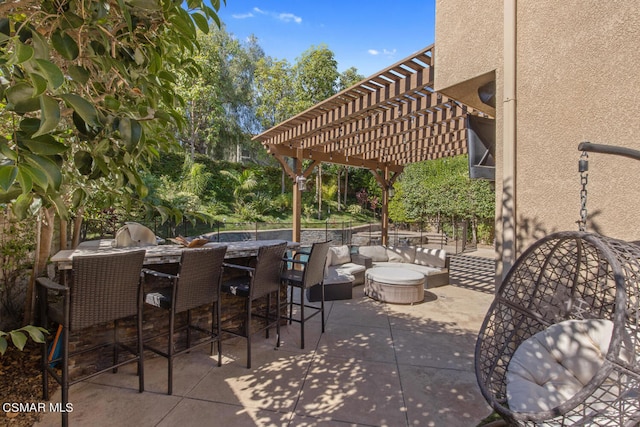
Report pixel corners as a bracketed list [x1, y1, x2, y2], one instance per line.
[37, 250, 146, 427]
[281, 241, 331, 349]
[142, 246, 227, 394]
[221, 242, 287, 368]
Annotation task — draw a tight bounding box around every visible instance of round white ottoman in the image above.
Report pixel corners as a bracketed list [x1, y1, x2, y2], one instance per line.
[365, 267, 425, 304]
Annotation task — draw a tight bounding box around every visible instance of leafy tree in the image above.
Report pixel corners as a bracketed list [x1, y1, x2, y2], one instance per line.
[393, 156, 495, 242]
[176, 25, 263, 160]
[337, 67, 365, 91]
[292, 44, 339, 112]
[254, 56, 296, 129]
[0, 0, 223, 328]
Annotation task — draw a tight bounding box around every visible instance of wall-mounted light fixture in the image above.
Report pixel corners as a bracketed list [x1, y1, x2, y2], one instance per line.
[295, 175, 307, 191]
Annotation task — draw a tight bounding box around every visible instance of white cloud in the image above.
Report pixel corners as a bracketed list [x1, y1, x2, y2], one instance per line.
[246, 7, 302, 24]
[368, 48, 397, 57]
[232, 12, 254, 19]
[278, 13, 302, 24]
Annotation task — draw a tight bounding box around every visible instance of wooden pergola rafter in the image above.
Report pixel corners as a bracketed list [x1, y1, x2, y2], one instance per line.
[253, 44, 483, 244]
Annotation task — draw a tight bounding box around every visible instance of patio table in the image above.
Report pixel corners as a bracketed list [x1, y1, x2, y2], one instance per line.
[51, 239, 300, 270]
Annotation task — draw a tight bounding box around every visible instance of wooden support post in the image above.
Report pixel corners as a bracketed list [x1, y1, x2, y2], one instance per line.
[381, 166, 390, 246]
[292, 149, 303, 243]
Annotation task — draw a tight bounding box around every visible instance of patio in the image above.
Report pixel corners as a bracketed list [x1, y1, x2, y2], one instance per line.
[35, 249, 495, 427]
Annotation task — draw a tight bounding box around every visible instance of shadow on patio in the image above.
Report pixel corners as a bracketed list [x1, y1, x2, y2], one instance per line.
[36, 249, 496, 427]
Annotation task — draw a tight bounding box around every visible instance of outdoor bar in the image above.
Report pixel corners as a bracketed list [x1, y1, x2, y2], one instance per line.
[49, 239, 300, 377]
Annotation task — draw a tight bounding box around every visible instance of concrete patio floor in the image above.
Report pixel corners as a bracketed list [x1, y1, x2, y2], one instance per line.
[36, 249, 496, 427]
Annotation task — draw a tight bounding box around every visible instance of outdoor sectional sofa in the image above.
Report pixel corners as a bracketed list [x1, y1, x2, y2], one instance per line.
[308, 245, 370, 301]
[356, 245, 450, 288]
[312, 244, 449, 303]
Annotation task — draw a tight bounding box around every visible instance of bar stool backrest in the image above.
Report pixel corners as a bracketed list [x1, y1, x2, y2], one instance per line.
[174, 246, 227, 313]
[251, 242, 288, 300]
[302, 241, 331, 288]
[70, 250, 146, 331]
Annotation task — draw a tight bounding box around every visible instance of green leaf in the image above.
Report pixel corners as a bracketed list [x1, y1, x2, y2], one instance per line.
[211, 13, 221, 29]
[21, 325, 47, 343]
[0, 336, 6, 355]
[19, 118, 42, 134]
[9, 330, 27, 351]
[30, 30, 49, 59]
[156, 205, 171, 223]
[128, 0, 162, 10]
[104, 95, 121, 110]
[119, 0, 133, 31]
[16, 168, 33, 193]
[61, 94, 100, 127]
[74, 150, 93, 175]
[49, 194, 69, 220]
[192, 13, 209, 34]
[34, 59, 64, 89]
[13, 41, 34, 64]
[6, 82, 40, 113]
[51, 30, 79, 60]
[24, 153, 62, 190]
[119, 117, 142, 151]
[71, 187, 86, 208]
[12, 194, 32, 219]
[22, 136, 66, 155]
[12, 193, 36, 219]
[61, 12, 84, 29]
[68, 65, 89, 84]
[137, 183, 148, 198]
[0, 143, 17, 161]
[0, 187, 21, 203]
[157, 70, 176, 84]
[133, 48, 145, 65]
[0, 165, 18, 191]
[20, 164, 49, 189]
[29, 72, 48, 97]
[32, 95, 61, 137]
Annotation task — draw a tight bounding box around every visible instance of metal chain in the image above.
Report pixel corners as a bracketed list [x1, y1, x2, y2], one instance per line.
[578, 151, 589, 231]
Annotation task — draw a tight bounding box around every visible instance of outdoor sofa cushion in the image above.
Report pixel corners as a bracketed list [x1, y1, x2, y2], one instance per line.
[506, 318, 613, 413]
[325, 245, 367, 286]
[358, 245, 449, 288]
[357, 245, 389, 262]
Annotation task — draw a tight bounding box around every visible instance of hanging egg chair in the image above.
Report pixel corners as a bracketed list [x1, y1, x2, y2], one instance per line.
[476, 231, 640, 425]
[475, 143, 640, 426]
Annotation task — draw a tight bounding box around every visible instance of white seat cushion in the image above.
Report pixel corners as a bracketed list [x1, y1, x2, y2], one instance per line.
[358, 245, 389, 262]
[506, 319, 613, 413]
[329, 245, 352, 265]
[330, 263, 366, 276]
[366, 267, 425, 285]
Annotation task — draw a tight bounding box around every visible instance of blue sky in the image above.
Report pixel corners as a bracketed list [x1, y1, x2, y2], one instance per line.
[216, 1, 436, 77]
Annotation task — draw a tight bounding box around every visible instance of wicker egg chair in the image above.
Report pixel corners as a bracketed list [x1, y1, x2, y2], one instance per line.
[475, 231, 640, 426]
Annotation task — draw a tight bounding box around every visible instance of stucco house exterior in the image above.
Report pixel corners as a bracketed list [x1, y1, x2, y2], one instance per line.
[434, 1, 640, 279]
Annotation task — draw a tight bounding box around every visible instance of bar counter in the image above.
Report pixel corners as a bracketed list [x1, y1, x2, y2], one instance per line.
[48, 239, 300, 377]
[51, 239, 300, 270]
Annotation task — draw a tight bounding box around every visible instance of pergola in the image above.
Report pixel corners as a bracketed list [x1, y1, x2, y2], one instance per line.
[253, 44, 484, 244]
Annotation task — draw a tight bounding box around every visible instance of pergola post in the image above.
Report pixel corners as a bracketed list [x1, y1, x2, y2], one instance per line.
[292, 150, 303, 243]
[371, 166, 398, 247]
[381, 167, 390, 246]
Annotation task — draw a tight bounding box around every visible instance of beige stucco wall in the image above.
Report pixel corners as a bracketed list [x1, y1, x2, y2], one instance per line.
[434, 0, 502, 115]
[435, 1, 640, 278]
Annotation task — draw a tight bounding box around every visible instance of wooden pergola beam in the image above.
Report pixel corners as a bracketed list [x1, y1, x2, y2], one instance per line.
[253, 44, 490, 245]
